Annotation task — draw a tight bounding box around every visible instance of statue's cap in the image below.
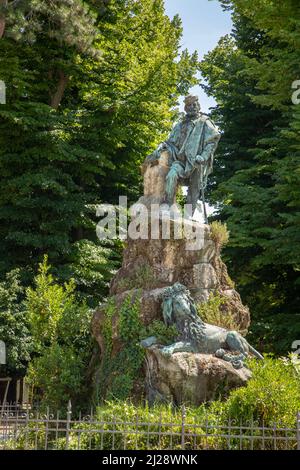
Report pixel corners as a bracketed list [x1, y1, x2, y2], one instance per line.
[184, 95, 199, 106]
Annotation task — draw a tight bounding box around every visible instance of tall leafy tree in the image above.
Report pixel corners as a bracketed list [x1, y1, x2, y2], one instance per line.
[0, 1, 113, 293]
[0, 270, 32, 377]
[201, 1, 300, 353]
[0, 0, 199, 302]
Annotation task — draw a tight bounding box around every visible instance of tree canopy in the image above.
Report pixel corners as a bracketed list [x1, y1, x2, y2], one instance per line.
[0, 0, 199, 302]
[201, 0, 300, 353]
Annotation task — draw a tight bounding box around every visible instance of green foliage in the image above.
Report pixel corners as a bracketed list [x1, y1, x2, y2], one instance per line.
[26, 256, 77, 349]
[118, 293, 143, 343]
[201, 2, 300, 354]
[56, 401, 205, 450]
[57, 239, 120, 307]
[0, 17, 115, 291]
[0, 270, 33, 377]
[248, 313, 300, 355]
[0, 421, 47, 450]
[118, 264, 156, 291]
[226, 0, 300, 111]
[101, 298, 115, 357]
[26, 256, 93, 410]
[140, 320, 178, 346]
[3, 357, 300, 449]
[197, 292, 242, 334]
[95, 293, 145, 402]
[210, 221, 230, 248]
[199, 356, 300, 448]
[221, 357, 300, 427]
[27, 343, 86, 411]
[0, 0, 199, 302]
[2, 0, 104, 55]
[176, 186, 187, 210]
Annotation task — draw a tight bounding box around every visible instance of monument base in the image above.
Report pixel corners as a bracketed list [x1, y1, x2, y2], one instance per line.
[145, 348, 251, 406]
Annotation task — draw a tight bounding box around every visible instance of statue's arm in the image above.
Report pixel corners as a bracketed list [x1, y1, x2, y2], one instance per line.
[165, 122, 181, 147]
[161, 341, 195, 357]
[195, 120, 221, 165]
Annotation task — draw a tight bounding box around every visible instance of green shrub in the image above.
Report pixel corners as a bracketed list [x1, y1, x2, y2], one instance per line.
[0, 422, 47, 450]
[140, 320, 178, 345]
[188, 357, 300, 450]
[197, 292, 242, 334]
[54, 401, 206, 450]
[25, 256, 93, 410]
[95, 293, 145, 402]
[223, 357, 300, 427]
[118, 264, 156, 290]
[210, 221, 230, 248]
[0, 269, 33, 377]
[26, 255, 78, 349]
[3, 358, 300, 450]
[27, 343, 87, 411]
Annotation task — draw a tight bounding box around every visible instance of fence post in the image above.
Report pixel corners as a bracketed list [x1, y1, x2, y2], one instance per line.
[181, 405, 186, 450]
[297, 412, 300, 451]
[65, 400, 72, 450]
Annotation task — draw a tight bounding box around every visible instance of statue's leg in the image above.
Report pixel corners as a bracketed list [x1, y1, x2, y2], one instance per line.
[186, 169, 201, 217]
[160, 341, 194, 357]
[165, 162, 185, 205]
[216, 348, 246, 369]
[226, 331, 248, 356]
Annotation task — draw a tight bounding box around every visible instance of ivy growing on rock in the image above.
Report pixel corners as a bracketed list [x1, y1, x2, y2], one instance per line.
[95, 292, 145, 402]
[140, 320, 178, 346]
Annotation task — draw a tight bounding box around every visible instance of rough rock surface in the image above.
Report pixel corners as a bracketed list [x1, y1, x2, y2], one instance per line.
[140, 151, 173, 207]
[145, 348, 251, 406]
[109, 220, 250, 332]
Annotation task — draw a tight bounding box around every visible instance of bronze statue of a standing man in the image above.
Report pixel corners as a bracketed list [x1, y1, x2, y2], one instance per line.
[143, 95, 221, 221]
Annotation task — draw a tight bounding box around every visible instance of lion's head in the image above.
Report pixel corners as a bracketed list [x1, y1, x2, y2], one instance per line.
[162, 283, 203, 332]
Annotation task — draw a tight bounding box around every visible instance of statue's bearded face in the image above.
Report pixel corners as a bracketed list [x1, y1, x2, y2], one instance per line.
[185, 99, 201, 119]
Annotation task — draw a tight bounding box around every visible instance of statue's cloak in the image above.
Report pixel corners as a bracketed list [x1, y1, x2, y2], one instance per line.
[166, 114, 221, 188]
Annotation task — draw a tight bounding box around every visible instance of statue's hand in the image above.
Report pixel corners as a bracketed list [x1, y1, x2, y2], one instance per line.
[160, 142, 168, 151]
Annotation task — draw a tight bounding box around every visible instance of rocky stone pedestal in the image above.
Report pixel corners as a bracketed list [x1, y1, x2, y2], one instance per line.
[91, 215, 251, 404]
[91, 150, 252, 404]
[145, 347, 251, 406]
[109, 217, 250, 332]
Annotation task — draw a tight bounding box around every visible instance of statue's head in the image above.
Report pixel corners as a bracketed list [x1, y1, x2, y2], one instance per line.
[184, 95, 201, 119]
[163, 282, 187, 300]
[162, 282, 199, 326]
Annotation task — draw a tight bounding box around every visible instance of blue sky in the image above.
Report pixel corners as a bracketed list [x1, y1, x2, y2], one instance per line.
[164, 0, 233, 112]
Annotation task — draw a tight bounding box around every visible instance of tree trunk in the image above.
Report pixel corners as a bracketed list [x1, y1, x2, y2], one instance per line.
[0, 0, 7, 39]
[0, 17, 5, 38]
[50, 70, 69, 110]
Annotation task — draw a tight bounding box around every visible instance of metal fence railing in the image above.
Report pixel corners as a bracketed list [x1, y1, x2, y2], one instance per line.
[1, 402, 300, 450]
